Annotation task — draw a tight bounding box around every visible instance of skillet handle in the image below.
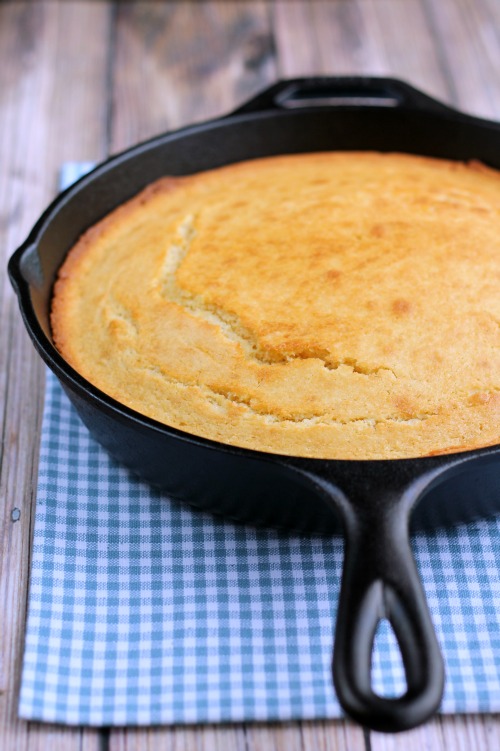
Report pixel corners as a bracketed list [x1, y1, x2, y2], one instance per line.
[230, 76, 455, 116]
[332, 481, 445, 732]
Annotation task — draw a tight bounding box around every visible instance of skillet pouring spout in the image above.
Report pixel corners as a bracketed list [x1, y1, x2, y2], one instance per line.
[288, 453, 490, 733]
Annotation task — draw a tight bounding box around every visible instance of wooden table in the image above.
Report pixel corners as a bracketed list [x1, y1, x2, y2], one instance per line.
[1, 1, 499, 748]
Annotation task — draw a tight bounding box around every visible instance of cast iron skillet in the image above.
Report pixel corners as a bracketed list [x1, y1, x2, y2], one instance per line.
[9, 77, 500, 733]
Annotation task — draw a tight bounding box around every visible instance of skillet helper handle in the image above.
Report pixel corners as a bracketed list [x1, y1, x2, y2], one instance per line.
[334, 489, 445, 732]
[230, 76, 455, 115]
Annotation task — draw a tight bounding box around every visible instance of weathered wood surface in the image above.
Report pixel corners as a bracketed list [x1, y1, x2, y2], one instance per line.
[1, 1, 499, 750]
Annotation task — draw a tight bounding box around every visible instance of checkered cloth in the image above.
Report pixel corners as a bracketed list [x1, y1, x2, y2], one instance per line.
[18, 372, 500, 725]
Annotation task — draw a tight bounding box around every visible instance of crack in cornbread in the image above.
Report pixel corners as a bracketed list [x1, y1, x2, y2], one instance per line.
[137, 364, 439, 426]
[51, 152, 500, 459]
[159, 213, 400, 376]
[159, 213, 278, 362]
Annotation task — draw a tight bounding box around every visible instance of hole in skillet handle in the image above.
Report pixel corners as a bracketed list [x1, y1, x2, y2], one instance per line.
[291, 455, 462, 733]
[275, 82, 402, 109]
[230, 76, 456, 117]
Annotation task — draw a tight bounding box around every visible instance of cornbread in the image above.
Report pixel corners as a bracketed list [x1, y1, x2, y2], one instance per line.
[51, 152, 500, 459]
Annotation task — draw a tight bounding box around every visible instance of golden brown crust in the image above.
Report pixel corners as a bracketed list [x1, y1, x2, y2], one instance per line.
[51, 152, 500, 459]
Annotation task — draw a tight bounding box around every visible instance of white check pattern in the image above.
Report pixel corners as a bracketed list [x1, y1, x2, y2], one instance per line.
[18, 371, 500, 725]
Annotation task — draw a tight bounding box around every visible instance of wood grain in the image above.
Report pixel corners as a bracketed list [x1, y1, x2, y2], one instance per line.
[371, 714, 500, 751]
[309, 0, 451, 100]
[110, 724, 247, 751]
[422, 0, 500, 119]
[109, 720, 365, 751]
[301, 719, 366, 750]
[111, 0, 276, 152]
[272, 0, 320, 76]
[439, 715, 500, 751]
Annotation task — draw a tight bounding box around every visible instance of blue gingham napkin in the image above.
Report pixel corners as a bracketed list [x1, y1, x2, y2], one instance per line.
[18, 163, 500, 725]
[18, 372, 500, 725]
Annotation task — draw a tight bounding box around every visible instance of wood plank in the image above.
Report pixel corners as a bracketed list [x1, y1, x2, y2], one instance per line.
[309, 0, 451, 103]
[0, 1, 109, 749]
[110, 720, 366, 751]
[438, 715, 500, 751]
[301, 719, 367, 751]
[311, 0, 387, 76]
[23, 723, 103, 751]
[243, 722, 305, 751]
[111, 0, 277, 153]
[370, 714, 500, 751]
[422, 0, 500, 118]
[272, 0, 320, 76]
[370, 718, 444, 751]
[110, 724, 247, 751]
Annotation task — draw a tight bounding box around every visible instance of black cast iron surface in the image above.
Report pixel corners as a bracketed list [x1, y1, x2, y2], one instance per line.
[9, 77, 500, 733]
